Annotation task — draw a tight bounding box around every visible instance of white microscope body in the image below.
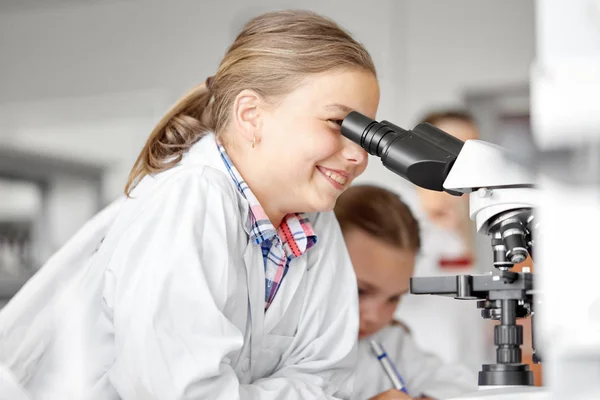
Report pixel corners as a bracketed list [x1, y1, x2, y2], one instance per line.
[443, 140, 538, 237]
[441, 140, 546, 400]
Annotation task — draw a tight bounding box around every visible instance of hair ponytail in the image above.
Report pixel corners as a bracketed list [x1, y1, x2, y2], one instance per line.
[124, 82, 214, 196]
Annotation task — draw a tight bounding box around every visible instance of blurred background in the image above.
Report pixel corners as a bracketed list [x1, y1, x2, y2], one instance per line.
[0, 0, 534, 353]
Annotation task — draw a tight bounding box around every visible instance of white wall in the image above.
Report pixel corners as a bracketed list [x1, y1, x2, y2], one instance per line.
[404, 0, 535, 125]
[0, 0, 535, 245]
[0, 89, 169, 199]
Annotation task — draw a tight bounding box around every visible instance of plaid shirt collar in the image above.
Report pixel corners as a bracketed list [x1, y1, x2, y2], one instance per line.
[216, 141, 317, 253]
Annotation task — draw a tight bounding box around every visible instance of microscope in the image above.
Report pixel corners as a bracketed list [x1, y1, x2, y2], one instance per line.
[341, 112, 540, 388]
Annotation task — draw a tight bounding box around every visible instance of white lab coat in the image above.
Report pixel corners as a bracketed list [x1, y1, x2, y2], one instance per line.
[0, 363, 30, 400]
[0, 133, 359, 400]
[352, 325, 477, 400]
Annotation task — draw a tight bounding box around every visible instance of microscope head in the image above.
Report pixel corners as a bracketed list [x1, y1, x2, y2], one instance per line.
[442, 140, 536, 193]
[340, 111, 464, 194]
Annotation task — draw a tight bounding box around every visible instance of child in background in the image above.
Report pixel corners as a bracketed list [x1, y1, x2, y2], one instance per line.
[335, 185, 477, 400]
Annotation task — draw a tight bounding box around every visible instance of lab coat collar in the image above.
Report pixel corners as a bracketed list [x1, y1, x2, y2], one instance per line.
[182, 132, 252, 236]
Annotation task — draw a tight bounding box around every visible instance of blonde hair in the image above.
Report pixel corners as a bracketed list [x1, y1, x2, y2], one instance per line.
[125, 10, 376, 195]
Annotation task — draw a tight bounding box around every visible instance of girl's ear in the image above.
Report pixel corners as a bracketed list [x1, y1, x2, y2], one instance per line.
[231, 89, 263, 145]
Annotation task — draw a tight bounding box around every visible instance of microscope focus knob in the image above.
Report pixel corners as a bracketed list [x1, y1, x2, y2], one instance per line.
[495, 324, 523, 364]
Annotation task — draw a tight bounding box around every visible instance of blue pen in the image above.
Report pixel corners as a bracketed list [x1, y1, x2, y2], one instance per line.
[369, 340, 409, 394]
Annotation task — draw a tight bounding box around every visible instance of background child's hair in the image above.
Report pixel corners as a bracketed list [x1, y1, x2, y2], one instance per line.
[419, 108, 475, 126]
[334, 184, 420, 252]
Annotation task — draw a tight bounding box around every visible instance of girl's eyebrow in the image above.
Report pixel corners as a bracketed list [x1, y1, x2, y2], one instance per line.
[324, 103, 353, 114]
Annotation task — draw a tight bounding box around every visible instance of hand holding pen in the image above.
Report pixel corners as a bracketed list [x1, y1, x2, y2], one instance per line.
[369, 389, 412, 400]
[369, 340, 412, 400]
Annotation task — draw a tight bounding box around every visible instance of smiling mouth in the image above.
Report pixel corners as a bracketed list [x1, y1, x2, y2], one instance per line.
[317, 166, 349, 188]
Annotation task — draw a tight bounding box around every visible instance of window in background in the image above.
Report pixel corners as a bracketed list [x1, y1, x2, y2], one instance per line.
[0, 179, 42, 303]
[0, 146, 106, 304]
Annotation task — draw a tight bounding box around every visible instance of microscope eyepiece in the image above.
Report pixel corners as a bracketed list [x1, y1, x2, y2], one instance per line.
[341, 111, 464, 192]
[340, 111, 408, 158]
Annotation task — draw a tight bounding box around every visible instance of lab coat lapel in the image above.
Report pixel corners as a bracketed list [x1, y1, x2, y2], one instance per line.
[263, 255, 307, 334]
[188, 134, 306, 334]
[191, 134, 266, 344]
[187, 134, 269, 355]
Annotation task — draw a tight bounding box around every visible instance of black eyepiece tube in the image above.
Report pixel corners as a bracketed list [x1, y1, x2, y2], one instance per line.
[341, 111, 465, 193]
[337, 112, 377, 150]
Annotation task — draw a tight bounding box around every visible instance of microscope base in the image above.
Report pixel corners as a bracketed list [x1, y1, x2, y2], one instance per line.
[448, 386, 547, 400]
[478, 363, 534, 387]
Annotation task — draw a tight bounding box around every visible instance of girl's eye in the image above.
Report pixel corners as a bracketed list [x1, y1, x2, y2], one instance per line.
[328, 119, 343, 127]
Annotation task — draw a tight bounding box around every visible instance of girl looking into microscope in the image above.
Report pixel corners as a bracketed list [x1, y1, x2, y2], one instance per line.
[0, 10, 379, 399]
